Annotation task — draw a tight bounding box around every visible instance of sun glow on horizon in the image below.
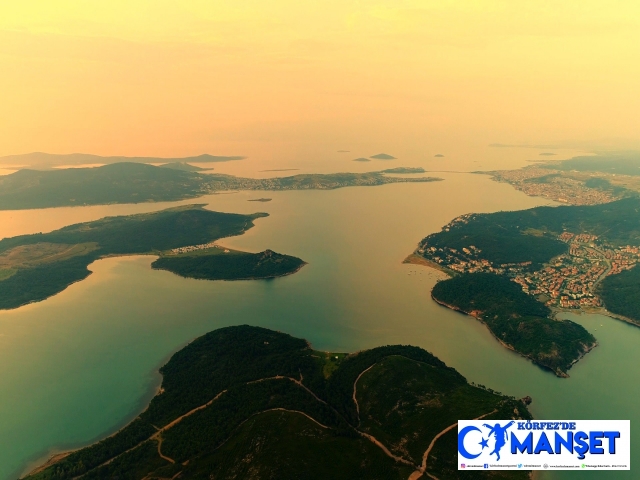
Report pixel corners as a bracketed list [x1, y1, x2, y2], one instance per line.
[1, 1, 639, 159]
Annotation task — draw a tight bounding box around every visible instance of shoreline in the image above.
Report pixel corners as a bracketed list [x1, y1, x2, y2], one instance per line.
[407, 250, 600, 378]
[24, 452, 73, 477]
[22, 360, 167, 478]
[0, 216, 270, 312]
[557, 306, 640, 329]
[430, 294, 580, 378]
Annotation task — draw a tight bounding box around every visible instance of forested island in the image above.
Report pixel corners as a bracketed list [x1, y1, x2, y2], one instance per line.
[0, 162, 441, 210]
[0, 206, 303, 310]
[153, 248, 306, 281]
[26, 325, 531, 480]
[410, 197, 640, 375]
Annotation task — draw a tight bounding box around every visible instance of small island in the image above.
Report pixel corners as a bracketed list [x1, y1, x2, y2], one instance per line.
[26, 325, 531, 480]
[248, 197, 272, 202]
[0, 206, 304, 310]
[370, 153, 396, 160]
[153, 248, 306, 281]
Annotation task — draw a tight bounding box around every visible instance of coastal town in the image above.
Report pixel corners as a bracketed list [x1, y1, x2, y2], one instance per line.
[170, 242, 230, 254]
[485, 167, 620, 205]
[418, 221, 640, 311]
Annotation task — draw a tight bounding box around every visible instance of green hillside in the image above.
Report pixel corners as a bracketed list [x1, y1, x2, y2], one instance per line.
[431, 273, 596, 376]
[26, 326, 531, 480]
[0, 206, 302, 310]
[599, 265, 640, 322]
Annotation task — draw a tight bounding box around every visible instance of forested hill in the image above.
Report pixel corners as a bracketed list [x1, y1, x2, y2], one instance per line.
[431, 273, 596, 377]
[152, 248, 306, 281]
[0, 163, 208, 209]
[26, 325, 531, 480]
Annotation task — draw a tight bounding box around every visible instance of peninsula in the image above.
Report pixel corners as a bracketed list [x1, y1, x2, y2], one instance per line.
[484, 153, 640, 205]
[408, 198, 640, 375]
[26, 325, 531, 480]
[0, 206, 304, 310]
[0, 162, 442, 210]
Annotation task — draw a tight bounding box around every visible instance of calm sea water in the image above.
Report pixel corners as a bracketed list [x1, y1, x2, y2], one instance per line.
[0, 172, 637, 479]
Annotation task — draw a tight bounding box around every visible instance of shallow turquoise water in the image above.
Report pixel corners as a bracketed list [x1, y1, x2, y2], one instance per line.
[0, 174, 637, 479]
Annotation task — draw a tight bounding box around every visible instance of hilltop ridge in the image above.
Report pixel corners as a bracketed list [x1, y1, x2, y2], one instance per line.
[25, 325, 531, 480]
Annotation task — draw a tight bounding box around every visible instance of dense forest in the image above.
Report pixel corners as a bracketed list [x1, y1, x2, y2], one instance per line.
[431, 273, 597, 376]
[27, 326, 531, 480]
[599, 264, 640, 322]
[0, 206, 283, 309]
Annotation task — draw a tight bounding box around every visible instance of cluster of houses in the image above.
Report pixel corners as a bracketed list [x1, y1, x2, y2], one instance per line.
[171, 242, 230, 254]
[421, 229, 640, 311]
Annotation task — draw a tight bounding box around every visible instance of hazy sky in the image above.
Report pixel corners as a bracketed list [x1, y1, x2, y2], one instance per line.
[1, 1, 639, 161]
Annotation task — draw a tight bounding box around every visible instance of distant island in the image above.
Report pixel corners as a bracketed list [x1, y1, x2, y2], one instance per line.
[0, 206, 304, 310]
[370, 153, 396, 160]
[434, 154, 444, 158]
[352, 157, 371, 162]
[408, 197, 640, 375]
[26, 325, 531, 480]
[0, 163, 442, 210]
[0, 152, 245, 169]
[248, 198, 272, 202]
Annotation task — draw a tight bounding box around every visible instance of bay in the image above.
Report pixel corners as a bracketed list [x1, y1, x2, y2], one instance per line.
[0, 173, 637, 479]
